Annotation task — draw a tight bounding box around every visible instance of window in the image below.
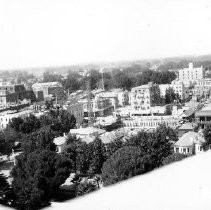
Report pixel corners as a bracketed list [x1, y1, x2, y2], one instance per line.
[176, 148, 179, 153]
[187, 148, 190, 153]
[183, 148, 186, 153]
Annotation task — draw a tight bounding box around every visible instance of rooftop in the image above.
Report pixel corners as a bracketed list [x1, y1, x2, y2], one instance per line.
[69, 127, 106, 136]
[195, 103, 211, 117]
[175, 131, 205, 147]
[178, 123, 194, 130]
[53, 136, 67, 146]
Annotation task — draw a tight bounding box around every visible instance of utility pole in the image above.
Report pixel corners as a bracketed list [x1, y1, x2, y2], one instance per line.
[100, 68, 105, 91]
[86, 76, 93, 127]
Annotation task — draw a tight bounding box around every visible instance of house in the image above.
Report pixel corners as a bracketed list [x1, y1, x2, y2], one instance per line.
[174, 131, 205, 155]
[69, 127, 106, 143]
[53, 135, 67, 153]
[178, 123, 194, 137]
[195, 103, 211, 129]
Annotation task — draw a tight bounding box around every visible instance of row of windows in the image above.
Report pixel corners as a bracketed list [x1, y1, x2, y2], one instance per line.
[175, 147, 190, 153]
[124, 121, 178, 127]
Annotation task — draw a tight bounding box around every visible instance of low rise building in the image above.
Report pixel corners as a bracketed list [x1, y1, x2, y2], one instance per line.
[53, 135, 67, 153]
[195, 103, 211, 128]
[69, 127, 106, 143]
[178, 123, 194, 138]
[122, 115, 179, 130]
[174, 131, 205, 155]
[0, 110, 34, 130]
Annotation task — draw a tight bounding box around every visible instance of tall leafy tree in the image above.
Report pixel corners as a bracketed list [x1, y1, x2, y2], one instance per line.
[102, 146, 151, 186]
[165, 87, 180, 104]
[11, 150, 72, 209]
[203, 125, 211, 150]
[0, 173, 13, 206]
[88, 138, 106, 175]
[21, 126, 56, 154]
[105, 138, 124, 158]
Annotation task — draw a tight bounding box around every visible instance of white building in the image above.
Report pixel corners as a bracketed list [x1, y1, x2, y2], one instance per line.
[122, 115, 179, 130]
[159, 80, 189, 100]
[174, 131, 205, 155]
[178, 62, 204, 83]
[69, 127, 106, 143]
[193, 78, 211, 98]
[130, 83, 158, 111]
[111, 89, 129, 107]
[32, 82, 62, 99]
[53, 135, 67, 153]
[0, 110, 34, 130]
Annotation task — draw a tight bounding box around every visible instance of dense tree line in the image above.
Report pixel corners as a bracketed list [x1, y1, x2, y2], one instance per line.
[0, 109, 77, 209]
[43, 67, 176, 93]
[0, 121, 184, 209]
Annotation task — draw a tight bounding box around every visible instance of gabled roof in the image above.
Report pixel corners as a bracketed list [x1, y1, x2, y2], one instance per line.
[175, 131, 205, 147]
[178, 123, 193, 130]
[183, 107, 195, 117]
[53, 136, 67, 146]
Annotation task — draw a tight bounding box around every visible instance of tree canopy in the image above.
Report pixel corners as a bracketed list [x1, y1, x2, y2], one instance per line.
[11, 149, 72, 209]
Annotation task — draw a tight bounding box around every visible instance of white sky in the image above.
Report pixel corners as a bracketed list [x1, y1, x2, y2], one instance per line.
[0, 0, 211, 70]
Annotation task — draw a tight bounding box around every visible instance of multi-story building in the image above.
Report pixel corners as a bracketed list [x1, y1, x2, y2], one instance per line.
[130, 82, 159, 110]
[178, 62, 204, 82]
[65, 100, 84, 127]
[0, 84, 36, 109]
[79, 95, 113, 117]
[111, 89, 129, 107]
[32, 82, 64, 100]
[192, 79, 211, 99]
[171, 80, 189, 100]
[159, 80, 189, 100]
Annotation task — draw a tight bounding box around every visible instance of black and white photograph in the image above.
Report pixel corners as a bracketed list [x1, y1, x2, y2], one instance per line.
[1, 0, 211, 209]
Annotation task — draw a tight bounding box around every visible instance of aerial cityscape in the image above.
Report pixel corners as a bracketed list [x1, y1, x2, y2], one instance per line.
[1, 0, 211, 209]
[1, 57, 211, 209]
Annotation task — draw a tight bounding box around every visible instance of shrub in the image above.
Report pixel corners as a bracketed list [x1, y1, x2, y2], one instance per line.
[162, 153, 187, 165]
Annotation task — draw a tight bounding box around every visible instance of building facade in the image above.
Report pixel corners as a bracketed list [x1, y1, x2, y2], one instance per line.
[32, 82, 64, 100]
[65, 100, 84, 127]
[178, 63, 204, 82]
[122, 116, 179, 130]
[159, 81, 189, 100]
[0, 84, 36, 109]
[130, 83, 159, 111]
[0, 110, 34, 130]
[174, 131, 204, 155]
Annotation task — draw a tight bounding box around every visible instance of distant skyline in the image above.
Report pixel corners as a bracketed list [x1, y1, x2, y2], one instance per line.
[0, 0, 211, 70]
